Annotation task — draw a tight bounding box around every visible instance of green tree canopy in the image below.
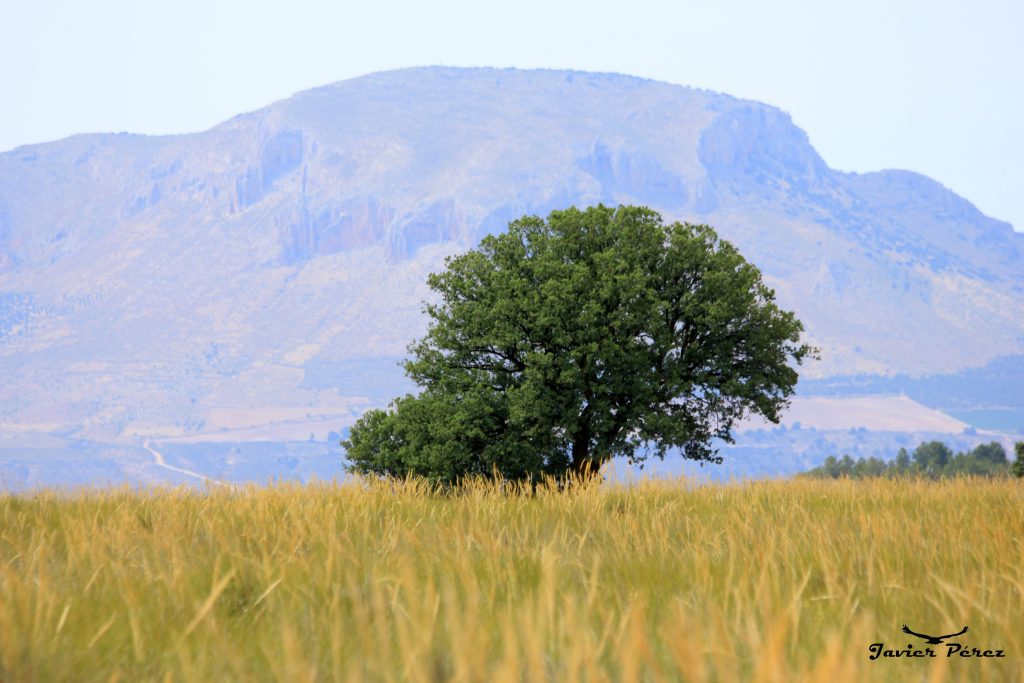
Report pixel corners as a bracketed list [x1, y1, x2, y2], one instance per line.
[1011, 442, 1024, 478]
[913, 441, 953, 475]
[894, 447, 912, 471]
[344, 205, 815, 482]
[802, 440, 1015, 480]
[970, 441, 1008, 465]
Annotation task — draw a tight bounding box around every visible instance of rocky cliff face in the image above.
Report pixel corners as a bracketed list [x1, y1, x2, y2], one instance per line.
[0, 67, 1021, 440]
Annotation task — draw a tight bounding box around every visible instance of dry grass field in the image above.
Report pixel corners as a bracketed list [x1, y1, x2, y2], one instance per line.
[1, 476, 1021, 682]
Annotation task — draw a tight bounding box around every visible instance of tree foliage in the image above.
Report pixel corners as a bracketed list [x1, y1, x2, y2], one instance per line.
[1012, 442, 1024, 478]
[344, 205, 815, 482]
[804, 440, 1014, 480]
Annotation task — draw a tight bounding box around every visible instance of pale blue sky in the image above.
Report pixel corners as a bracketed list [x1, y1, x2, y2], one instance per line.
[3, 0, 1021, 230]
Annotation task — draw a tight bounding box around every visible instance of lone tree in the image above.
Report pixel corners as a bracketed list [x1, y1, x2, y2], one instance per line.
[1012, 442, 1024, 479]
[344, 205, 815, 482]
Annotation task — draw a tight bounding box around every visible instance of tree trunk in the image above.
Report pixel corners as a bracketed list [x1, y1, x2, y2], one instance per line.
[569, 455, 601, 480]
[570, 425, 600, 480]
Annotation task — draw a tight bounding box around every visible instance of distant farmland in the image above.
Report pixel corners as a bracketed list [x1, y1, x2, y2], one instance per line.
[1, 477, 1021, 682]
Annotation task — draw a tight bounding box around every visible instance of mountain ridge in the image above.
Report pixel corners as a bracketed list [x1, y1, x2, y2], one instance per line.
[1, 66, 1021, 442]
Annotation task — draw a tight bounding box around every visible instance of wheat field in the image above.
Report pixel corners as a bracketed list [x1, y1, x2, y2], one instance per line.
[1, 476, 1021, 682]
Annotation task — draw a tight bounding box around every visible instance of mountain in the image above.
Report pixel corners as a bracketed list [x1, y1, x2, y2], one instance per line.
[1, 67, 1022, 444]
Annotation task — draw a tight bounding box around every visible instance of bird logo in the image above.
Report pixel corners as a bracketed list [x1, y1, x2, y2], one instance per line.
[901, 625, 968, 645]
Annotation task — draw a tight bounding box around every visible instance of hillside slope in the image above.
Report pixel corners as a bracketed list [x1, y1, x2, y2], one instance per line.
[1, 67, 1021, 440]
